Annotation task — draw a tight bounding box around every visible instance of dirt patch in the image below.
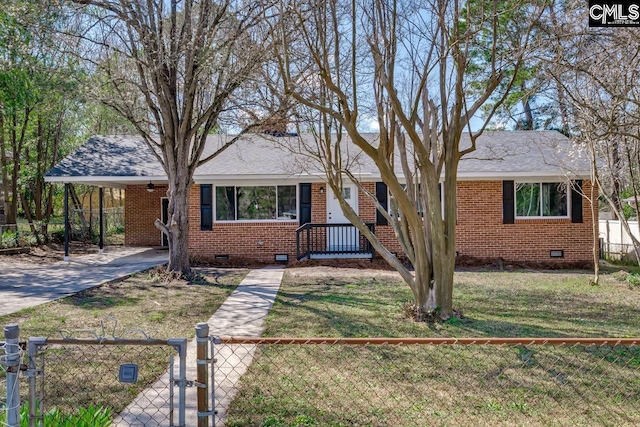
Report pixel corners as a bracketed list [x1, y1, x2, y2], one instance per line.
[0, 242, 100, 265]
[190, 255, 274, 269]
[285, 265, 402, 282]
[455, 255, 594, 271]
[289, 257, 397, 270]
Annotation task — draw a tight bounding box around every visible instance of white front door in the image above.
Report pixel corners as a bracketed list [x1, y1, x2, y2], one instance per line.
[326, 184, 359, 251]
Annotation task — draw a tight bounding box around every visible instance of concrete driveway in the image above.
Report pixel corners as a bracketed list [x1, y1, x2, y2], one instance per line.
[0, 247, 168, 315]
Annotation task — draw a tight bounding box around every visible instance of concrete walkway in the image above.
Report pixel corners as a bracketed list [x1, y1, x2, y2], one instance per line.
[115, 266, 284, 427]
[0, 247, 168, 315]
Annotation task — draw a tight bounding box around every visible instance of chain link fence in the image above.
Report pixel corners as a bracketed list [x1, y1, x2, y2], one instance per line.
[69, 207, 125, 245]
[0, 207, 124, 250]
[27, 337, 187, 427]
[213, 337, 640, 427]
[4, 326, 640, 426]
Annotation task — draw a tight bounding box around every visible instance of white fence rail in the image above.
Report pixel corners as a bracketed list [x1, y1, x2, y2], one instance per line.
[599, 219, 640, 263]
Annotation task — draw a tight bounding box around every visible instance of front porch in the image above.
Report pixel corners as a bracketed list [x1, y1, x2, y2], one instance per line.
[295, 223, 375, 260]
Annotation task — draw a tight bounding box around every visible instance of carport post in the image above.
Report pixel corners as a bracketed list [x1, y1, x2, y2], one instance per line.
[64, 183, 70, 261]
[99, 186, 104, 254]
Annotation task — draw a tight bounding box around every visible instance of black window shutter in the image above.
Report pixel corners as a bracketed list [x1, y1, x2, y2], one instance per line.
[200, 184, 212, 230]
[376, 182, 388, 225]
[502, 181, 515, 224]
[299, 183, 312, 225]
[571, 179, 583, 223]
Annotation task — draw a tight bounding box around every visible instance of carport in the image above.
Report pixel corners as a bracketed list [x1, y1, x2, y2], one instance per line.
[44, 135, 168, 259]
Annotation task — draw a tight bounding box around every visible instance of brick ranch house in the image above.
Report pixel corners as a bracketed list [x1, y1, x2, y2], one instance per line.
[45, 130, 596, 266]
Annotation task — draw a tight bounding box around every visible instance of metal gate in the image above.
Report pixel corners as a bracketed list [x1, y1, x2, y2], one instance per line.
[26, 335, 188, 427]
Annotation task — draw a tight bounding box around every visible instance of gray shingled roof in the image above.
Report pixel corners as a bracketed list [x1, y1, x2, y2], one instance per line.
[46, 135, 165, 178]
[45, 130, 591, 183]
[458, 130, 591, 177]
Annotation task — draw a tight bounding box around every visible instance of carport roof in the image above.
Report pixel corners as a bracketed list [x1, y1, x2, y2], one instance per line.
[44, 130, 592, 186]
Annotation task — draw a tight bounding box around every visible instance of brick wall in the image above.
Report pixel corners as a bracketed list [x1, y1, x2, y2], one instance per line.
[454, 180, 596, 265]
[125, 185, 168, 246]
[311, 183, 326, 223]
[370, 180, 597, 266]
[125, 180, 597, 266]
[126, 183, 322, 262]
[188, 184, 302, 263]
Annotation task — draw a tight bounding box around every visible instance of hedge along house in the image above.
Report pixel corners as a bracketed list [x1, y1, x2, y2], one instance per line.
[44, 130, 596, 266]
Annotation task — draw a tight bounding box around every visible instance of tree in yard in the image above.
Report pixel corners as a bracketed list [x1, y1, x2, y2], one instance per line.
[0, 0, 85, 240]
[69, 0, 281, 274]
[273, 0, 546, 318]
[547, 19, 640, 266]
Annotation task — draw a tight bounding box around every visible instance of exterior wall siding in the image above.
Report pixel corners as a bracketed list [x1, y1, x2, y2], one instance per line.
[125, 180, 597, 266]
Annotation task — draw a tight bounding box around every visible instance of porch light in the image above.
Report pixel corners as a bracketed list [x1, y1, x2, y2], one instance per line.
[319, 186, 325, 194]
[147, 182, 155, 192]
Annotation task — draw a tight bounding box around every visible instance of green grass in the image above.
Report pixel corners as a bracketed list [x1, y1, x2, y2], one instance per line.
[225, 267, 640, 427]
[0, 404, 112, 427]
[261, 269, 640, 338]
[1, 266, 247, 339]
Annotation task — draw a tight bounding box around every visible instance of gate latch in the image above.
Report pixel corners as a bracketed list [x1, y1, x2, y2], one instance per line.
[178, 380, 206, 388]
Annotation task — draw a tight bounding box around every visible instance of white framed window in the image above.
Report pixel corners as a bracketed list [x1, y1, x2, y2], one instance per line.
[215, 185, 297, 221]
[515, 182, 569, 218]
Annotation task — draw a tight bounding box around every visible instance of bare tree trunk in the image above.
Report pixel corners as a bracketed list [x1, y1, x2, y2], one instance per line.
[520, 92, 534, 130]
[157, 176, 191, 274]
[0, 110, 12, 225]
[589, 150, 600, 285]
[72, 0, 273, 275]
[69, 184, 89, 238]
[607, 139, 622, 220]
[19, 193, 42, 245]
[35, 117, 44, 220]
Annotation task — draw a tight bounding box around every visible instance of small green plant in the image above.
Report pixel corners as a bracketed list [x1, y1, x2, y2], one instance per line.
[107, 224, 125, 234]
[18, 233, 38, 247]
[49, 228, 66, 243]
[260, 416, 287, 427]
[0, 404, 112, 427]
[626, 273, 640, 288]
[43, 406, 112, 427]
[0, 230, 18, 248]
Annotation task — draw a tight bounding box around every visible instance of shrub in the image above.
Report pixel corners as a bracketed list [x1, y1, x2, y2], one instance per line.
[626, 273, 640, 288]
[48, 228, 66, 243]
[0, 230, 18, 249]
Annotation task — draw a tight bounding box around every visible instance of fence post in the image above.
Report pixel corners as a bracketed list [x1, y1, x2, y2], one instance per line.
[27, 337, 46, 427]
[167, 338, 188, 427]
[4, 324, 20, 427]
[196, 323, 210, 427]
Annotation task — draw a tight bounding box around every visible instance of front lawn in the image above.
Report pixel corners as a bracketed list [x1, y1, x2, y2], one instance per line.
[0, 266, 247, 417]
[225, 267, 640, 427]
[261, 267, 640, 338]
[0, 266, 247, 339]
